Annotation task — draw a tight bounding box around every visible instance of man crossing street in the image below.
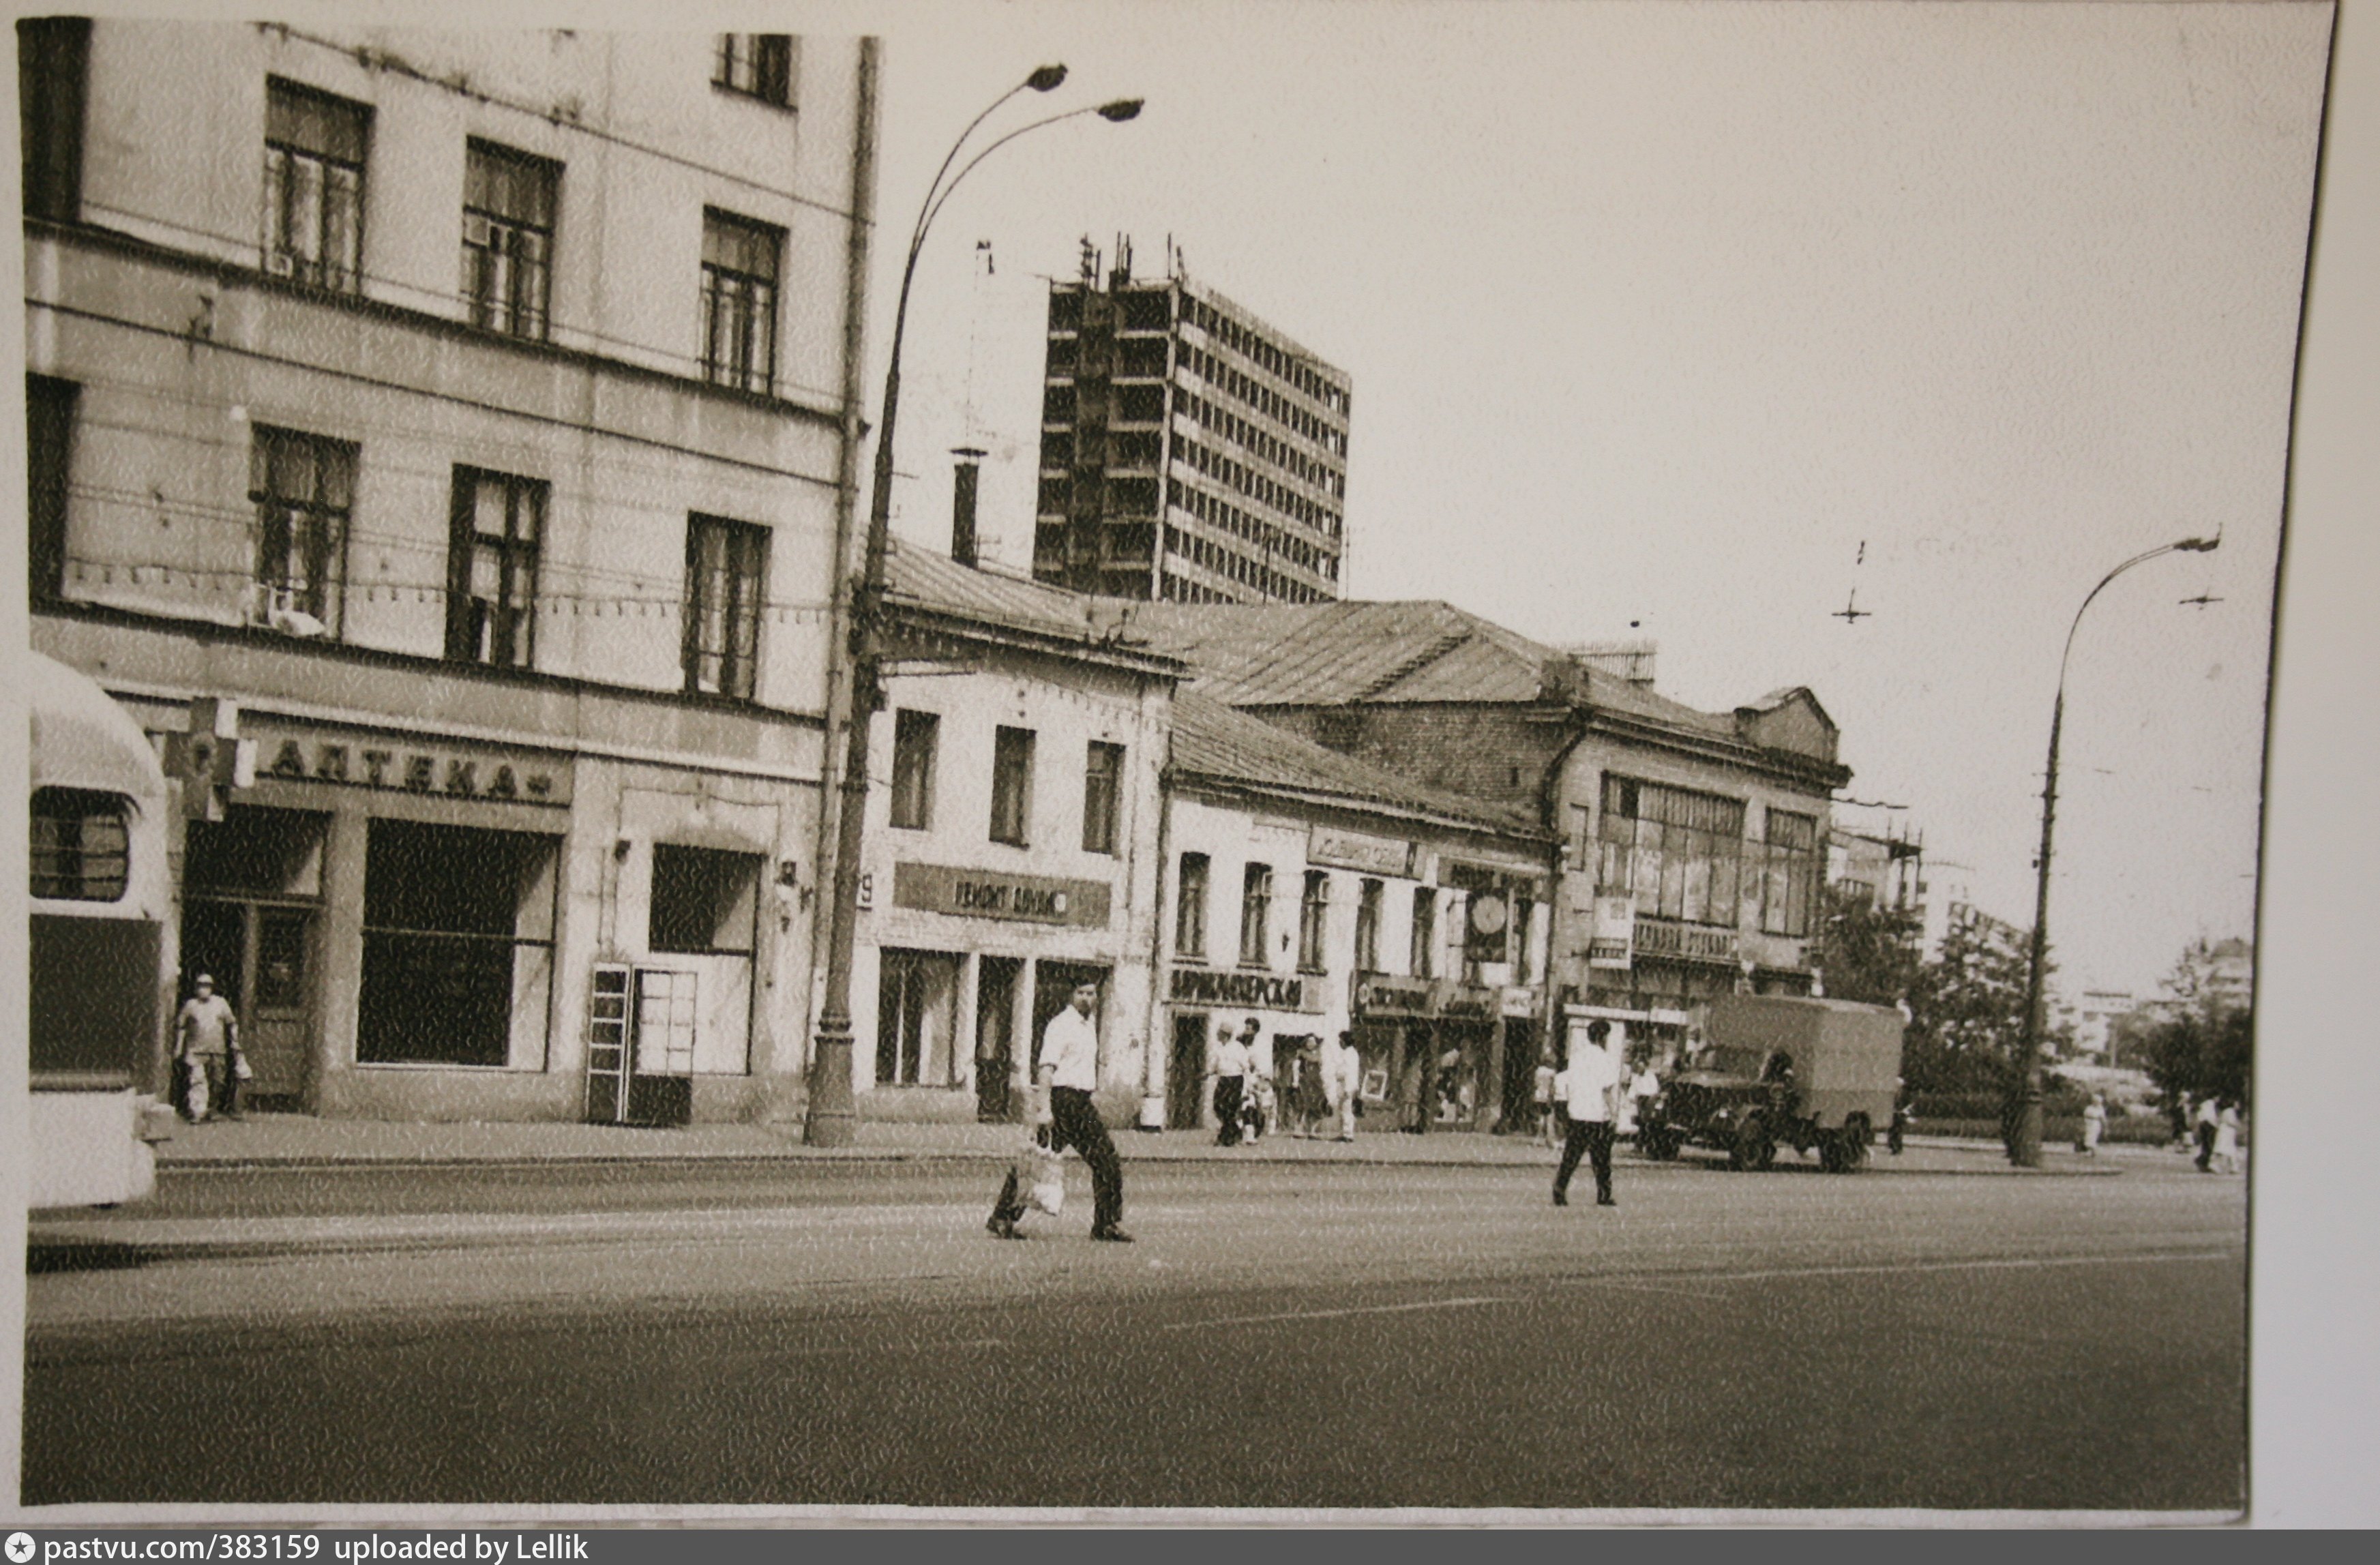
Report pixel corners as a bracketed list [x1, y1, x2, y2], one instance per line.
[987, 981, 1131, 1242]
[1553, 1019, 1622, 1208]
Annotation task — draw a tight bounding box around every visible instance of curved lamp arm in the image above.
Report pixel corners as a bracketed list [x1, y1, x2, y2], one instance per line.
[916, 99, 1146, 258]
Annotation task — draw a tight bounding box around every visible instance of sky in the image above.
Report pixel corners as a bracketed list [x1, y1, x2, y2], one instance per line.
[842, 0, 2332, 1006]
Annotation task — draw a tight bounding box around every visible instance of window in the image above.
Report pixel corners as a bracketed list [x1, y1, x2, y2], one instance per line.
[1298, 871, 1332, 973]
[876, 948, 962, 1086]
[250, 427, 355, 634]
[30, 788, 128, 902]
[264, 79, 368, 292]
[357, 820, 556, 1067]
[1175, 852, 1210, 959]
[18, 17, 89, 224]
[700, 209, 782, 393]
[890, 709, 940, 830]
[462, 140, 556, 340]
[1759, 809, 1823, 938]
[1596, 775, 1748, 927]
[714, 34, 795, 106]
[445, 467, 544, 668]
[683, 514, 767, 699]
[1355, 878, 1383, 973]
[1239, 863, 1273, 967]
[27, 374, 76, 602]
[649, 846, 760, 955]
[1082, 741, 1125, 854]
[990, 726, 1035, 846]
[1410, 886, 1436, 979]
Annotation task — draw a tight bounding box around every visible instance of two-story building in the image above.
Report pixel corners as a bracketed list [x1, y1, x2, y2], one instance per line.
[1129, 602, 1852, 1124]
[23, 21, 880, 1123]
[853, 538, 1180, 1125]
[1159, 694, 1553, 1133]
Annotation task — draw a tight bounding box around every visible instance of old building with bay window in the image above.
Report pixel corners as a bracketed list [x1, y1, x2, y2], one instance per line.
[23, 20, 879, 1123]
[1131, 605, 1851, 1127]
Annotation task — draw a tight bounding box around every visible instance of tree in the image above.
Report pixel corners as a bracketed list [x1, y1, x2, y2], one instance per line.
[2139, 942, 2255, 1109]
[1815, 884, 1924, 1007]
[1899, 906, 2069, 1098]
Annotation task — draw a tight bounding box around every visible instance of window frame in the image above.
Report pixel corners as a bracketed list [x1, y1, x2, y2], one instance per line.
[250, 425, 357, 636]
[1355, 878, 1384, 974]
[647, 844, 762, 957]
[1174, 851, 1210, 960]
[263, 77, 370, 294]
[445, 466, 546, 669]
[461, 138, 559, 342]
[1239, 863, 1273, 968]
[1410, 886, 1436, 979]
[713, 34, 797, 107]
[990, 726, 1035, 848]
[889, 709, 940, 831]
[1298, 870, 1331, 974]
[700, 207, 784, 395]
[682, 513, 768, 700]
[1082, 741, 1125, 855]
[30, 787, 130, 904]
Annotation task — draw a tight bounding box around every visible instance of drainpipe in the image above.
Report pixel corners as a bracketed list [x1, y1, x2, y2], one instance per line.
[1140, 734, 1176, 1130]
[803, 37, 881, 1100]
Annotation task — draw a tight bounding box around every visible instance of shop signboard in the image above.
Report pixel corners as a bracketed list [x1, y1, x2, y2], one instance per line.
[1352, 974, 1435, 1018]
[1168, 966, 1323, 1014]
[242, 719, 571, 807]
[1500, 986, 1537, 1019]
[891, 863, 1113, 927]
[1439, 984, 1499, 1021]
[1589, 895, 1635, 969]
[1307, 824, 1416, 878]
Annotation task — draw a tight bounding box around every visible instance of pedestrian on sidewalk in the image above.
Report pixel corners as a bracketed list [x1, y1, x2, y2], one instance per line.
[1244, 1018, 1275, 1142]
[987, 980, 1130, 1242]
[1532, 1051, 1559, 1147]
[1328, 1030, 1363, 1142]
[2078, 1094, 2107, 1156]
[1625, 1054, 1661, 1143]
[1553, 1019, 1622, 1209]
[1291, 1036, 1330, 1137]
[2212, 1099, 2244, 1174]
[2194, 1093, 2220, 1172]
[1210, 1024, 1248, 1147]
[174, 972, 243, 1122]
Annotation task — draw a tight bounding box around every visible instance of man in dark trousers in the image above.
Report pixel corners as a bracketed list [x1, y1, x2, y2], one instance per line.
[987, 980, 1132, 1242]
[1553, 1019, 1622, 1208]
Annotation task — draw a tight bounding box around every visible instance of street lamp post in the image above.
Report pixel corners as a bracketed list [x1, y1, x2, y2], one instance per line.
[2008, 534, 2219, 1167]
[803, 72, 1144, 1146]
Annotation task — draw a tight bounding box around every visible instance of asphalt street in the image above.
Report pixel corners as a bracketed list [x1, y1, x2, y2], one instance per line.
[21, 1150, 2246, 1512]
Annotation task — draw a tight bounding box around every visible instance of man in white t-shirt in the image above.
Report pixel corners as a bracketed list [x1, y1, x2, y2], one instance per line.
[1210, 1024, 1250, 1147]
[1328, 1030, 1364, 1142]
[987, 981, 1130, 1242]
[1554, 1019, 1622, 1208]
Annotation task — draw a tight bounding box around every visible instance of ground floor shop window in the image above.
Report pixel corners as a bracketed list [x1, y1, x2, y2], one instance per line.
[357, 819, 557, 1067]
[877, 948, 962, 1086]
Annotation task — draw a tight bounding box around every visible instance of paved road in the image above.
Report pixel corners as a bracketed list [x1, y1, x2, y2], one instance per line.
[23, 1154, 2245, 1512]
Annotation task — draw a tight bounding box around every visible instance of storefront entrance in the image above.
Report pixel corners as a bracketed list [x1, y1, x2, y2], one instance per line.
[180, 806, 327, 1105]
[1167, 1011, 1210, 1129]
[975, 955, 1022, 1122]
[1028, 959, 1111, 1073]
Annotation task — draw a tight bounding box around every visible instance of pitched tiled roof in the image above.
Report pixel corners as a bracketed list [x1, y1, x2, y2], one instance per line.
[1169, 691, 1547, 840]
[1119, 598, 1734, 737]
[883, 540, 1183, 676]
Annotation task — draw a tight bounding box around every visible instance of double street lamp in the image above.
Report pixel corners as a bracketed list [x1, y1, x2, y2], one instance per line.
[803, 68, 1144, 1146]
[2007, 534, 2220, 1167]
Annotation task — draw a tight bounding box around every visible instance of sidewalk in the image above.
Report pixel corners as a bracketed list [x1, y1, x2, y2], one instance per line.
[142, 1110, 2132, 1175]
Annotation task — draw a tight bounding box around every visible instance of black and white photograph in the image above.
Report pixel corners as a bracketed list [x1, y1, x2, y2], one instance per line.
[8, 0, 2374, 1527]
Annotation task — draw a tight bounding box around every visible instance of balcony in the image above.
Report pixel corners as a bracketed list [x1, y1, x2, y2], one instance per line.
[1633, 917, 1740, 965]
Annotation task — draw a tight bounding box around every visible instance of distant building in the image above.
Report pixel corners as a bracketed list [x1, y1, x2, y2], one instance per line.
[1032, 241, 1350, 604]
[2072, 989, 2137, 1058]
[1828, 819, 1925, 917]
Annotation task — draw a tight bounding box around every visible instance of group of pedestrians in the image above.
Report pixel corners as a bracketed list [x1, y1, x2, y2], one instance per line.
[1208, 1017, 1362, 1146]
[2190, 1093, 2247, 1174]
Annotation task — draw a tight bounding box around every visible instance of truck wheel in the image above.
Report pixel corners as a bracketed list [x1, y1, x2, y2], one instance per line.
[1840, 1116, 1872, 1172]
[1819, 1133, 1849, 1174]
[1731, 1120, 1775, 1172]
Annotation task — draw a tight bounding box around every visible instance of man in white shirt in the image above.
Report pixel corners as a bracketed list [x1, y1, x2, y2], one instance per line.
[987, 980, 1131, 1242]
[1210, 1024, 1250, 1147]
[1327, 1030, 1364, 1142]
[1554, 1019, 1622, 1208]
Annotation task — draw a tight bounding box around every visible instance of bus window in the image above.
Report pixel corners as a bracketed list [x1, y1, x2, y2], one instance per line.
[31, 786, 131, 902]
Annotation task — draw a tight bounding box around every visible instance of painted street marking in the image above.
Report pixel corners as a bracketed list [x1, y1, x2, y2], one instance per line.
[1161, 1296, 1512, 1330]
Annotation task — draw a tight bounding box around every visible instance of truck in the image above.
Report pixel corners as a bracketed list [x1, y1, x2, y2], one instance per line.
[1635, 994, 1905, 1173]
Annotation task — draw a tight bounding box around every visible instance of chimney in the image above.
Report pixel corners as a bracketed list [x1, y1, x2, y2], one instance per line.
[950, 447, 987, 568]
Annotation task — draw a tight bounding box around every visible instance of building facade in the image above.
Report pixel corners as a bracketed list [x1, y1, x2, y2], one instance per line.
[23, 20, 880, 1122]
[1130, 602, 1851, 1124]
[1157, 696, 1553, 1135]
[1031, 243, 1350, 605]
[852, 541, 1179, 1124]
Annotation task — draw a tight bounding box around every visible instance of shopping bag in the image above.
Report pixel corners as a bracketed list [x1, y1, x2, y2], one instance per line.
[232, 1047, 255, 1082]
[1022, 1138, 1065, 1217]
[182, 1056, 209, 1120]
